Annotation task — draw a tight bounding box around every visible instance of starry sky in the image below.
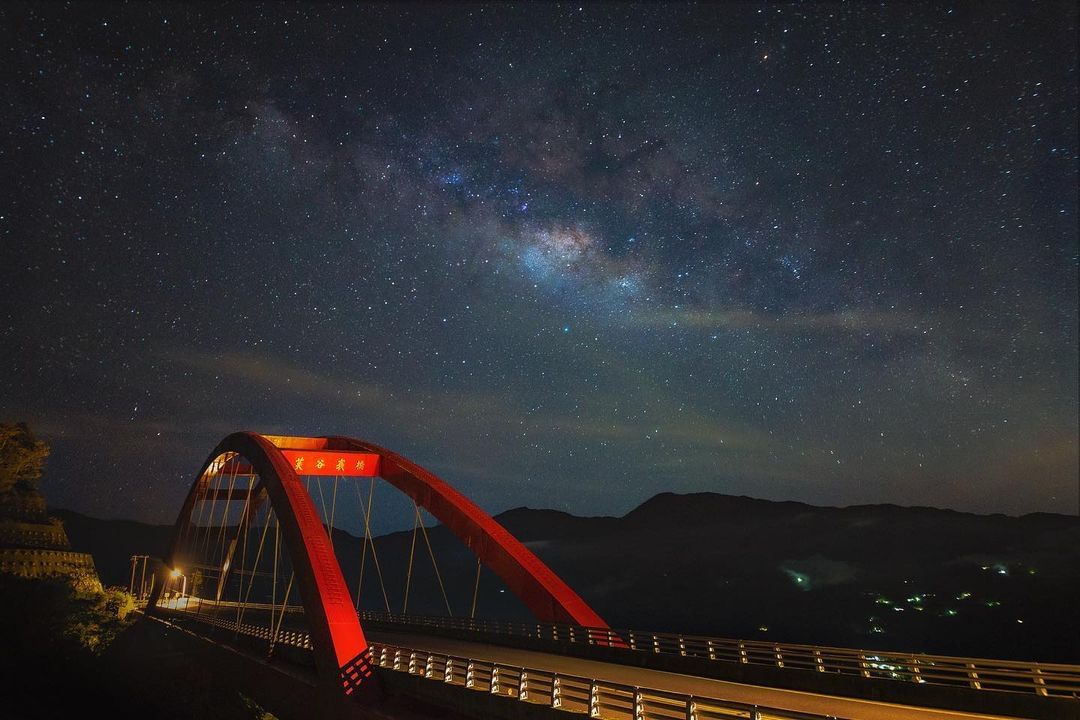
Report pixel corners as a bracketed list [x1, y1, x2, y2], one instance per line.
[1, 2, 1077, 529]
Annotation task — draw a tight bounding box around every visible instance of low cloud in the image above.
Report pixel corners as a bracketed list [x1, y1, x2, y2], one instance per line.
[629, 308, 931, 334]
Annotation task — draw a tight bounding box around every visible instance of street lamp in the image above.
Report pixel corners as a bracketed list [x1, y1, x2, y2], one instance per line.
[170, 568, 187, 606]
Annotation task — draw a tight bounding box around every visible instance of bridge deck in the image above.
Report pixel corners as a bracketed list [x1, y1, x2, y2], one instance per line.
[366, 627, 1022, 720]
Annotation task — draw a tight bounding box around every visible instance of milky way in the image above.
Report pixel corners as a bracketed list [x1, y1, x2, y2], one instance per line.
[1, 2, 1076, 529]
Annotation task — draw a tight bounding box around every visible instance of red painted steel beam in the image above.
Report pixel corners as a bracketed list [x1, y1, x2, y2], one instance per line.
[201, 487, 256, 502]
[214, 462, 257, 476]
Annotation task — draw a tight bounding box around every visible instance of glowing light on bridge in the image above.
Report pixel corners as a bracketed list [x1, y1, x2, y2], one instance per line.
[278, 450, 379, 476]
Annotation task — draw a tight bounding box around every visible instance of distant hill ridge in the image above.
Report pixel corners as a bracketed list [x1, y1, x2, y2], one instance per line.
[53, 491, 1080, 663]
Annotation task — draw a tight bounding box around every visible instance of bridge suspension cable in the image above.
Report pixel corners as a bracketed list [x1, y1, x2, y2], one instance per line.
[470, 556, 482, 619]
[353, 476, 391, 613]
[401, 503, 418, 614]
[416, 503, 453, 616]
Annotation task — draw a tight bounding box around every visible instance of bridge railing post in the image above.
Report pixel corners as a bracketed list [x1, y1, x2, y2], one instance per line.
[633, 687, 645, 720]
[444, 657, 454, 684]
[518, 669, 529, 701]
[707, 639, 716, 661]
[588, 681, 600, 718]
[466, 660, 476, 689]
[685, 695, 697, 720]
[424, 653, 434, 679]
[551, 673, 561, 708]
[490, 665, 501, 695]
[408, 651, 418, 675]
[1033, 666, 1049, 696]
[966, 662, 981, 690]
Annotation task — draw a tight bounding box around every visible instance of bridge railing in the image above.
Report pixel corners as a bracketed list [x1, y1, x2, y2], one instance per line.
[154, 601, 314, 651]
[359, 610, 1080, 699]
[368, 641, 836, 720]
[156, 609, 838, 719]
[156, 599, 1080, 700]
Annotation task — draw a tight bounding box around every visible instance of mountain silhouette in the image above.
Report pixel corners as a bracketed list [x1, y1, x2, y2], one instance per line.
[54, 492, 1080, 663]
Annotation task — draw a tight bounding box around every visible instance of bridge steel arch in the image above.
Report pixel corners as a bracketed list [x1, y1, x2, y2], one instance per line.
[150, 431, 609, 703]
[150, 432, 373, 700]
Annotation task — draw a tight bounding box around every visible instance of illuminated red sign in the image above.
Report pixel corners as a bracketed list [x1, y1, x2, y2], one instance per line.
[280, 450, 380, 477]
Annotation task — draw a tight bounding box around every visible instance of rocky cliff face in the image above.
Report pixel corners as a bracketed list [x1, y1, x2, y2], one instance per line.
[0, 488, 48, 523]
[0, 480, 100, 590]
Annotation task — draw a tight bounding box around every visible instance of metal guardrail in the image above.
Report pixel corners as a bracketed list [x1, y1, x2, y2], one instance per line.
[154, 597, 305, 613]
[360, 610, 1080, 700]
[157, 603, 314, 650]
[368, 641, 837, 720]
[162, 608, 842, 719]
[155, 600, 1080, 701]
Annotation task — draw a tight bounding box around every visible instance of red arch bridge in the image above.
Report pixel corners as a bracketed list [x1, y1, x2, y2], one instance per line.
[142, 432, 1079, 720]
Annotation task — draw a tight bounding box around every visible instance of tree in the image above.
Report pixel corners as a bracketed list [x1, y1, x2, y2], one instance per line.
[0, 422, 49, 494]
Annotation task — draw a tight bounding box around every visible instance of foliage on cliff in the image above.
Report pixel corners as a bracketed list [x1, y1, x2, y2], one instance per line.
[0, 575, 135, 658]
[0, 422, 49, 495]
[0, 573, 272, 719]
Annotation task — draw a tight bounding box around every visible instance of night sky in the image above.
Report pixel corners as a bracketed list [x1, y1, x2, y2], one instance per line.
[1, 2, 1076, 530]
